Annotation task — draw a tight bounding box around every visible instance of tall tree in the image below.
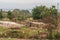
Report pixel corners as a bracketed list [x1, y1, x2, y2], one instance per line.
[32, 6, 46, 19]
[7, 11, 13, 20]
[0, 9, 3, 20]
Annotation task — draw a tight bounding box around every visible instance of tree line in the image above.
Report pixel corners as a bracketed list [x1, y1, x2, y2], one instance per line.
[0, 9, 31, 21]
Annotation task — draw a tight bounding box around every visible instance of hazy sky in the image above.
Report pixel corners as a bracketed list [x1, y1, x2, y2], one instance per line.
[0, 0, 60, 10]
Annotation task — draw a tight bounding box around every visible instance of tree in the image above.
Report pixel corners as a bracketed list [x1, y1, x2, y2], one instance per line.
[12, 9, 31, 21]
[12, 9, 20, 18]
[32, 6, 58, 39]
[0, 9, 3, 20]
[7, 11, 13, 20]
[32, 6, 46, 20]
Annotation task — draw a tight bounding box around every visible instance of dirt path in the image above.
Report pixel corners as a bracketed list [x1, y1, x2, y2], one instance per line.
[0, 21, 25, 28]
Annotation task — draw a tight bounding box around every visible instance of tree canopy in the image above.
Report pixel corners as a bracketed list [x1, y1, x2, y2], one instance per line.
[32, 6, 57, 20]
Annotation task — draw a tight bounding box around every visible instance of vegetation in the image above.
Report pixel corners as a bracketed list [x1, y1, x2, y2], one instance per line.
[0, 9, 31, 21]
[32, 5, 58, 39]
[32, 6, 57, 20]
[0, 5, 59, 39]
[0, 26, 47, 38]
[0, 9, 3, 20]
[7, 11, 14, 20]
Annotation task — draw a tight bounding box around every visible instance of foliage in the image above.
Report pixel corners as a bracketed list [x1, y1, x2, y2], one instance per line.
[55, 32, 60, 38]
[0, 9, 3, 19]
[0, 9, 31, 20]
[0, 27, 8, 32]
[7, 11, 14, 20]
[32, 6, 57, 20]
[17, 16, 25, 21]
[12, 9, 31, 19]
[32, 6, 44, 19]
[0, 27, 46, 39]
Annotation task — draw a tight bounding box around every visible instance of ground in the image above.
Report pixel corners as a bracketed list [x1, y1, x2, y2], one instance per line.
[0, 38, 37, 40]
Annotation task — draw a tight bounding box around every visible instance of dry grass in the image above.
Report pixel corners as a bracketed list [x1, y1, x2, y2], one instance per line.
[0, 38, 37, 40]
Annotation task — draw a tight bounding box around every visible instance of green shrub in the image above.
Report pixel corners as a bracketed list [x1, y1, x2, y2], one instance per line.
[0, 27, 45, 39]
[0, 27, 8, 32]
[17, 16, 25, 21]
[5, 28, 39, 38]
[55, 32, 60, 38]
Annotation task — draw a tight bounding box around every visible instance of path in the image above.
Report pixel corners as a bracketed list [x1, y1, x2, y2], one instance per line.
[0, 21, 25, 28]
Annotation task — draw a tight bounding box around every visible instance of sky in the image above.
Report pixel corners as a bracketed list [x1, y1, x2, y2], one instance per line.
[0, 0, 60, 10]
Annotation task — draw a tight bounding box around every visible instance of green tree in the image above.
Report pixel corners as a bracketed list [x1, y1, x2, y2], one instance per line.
[0, 9, 3, 20]
[7, 11, 13, 20]
[32, 6, 46, 20]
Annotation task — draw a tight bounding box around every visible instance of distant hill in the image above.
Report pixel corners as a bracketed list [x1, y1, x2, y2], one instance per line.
[12, 9, 31, 18]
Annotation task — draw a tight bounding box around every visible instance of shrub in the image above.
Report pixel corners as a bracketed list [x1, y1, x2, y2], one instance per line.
[55, 32, 60, 38]
[5, 28, 39, 38]
[0, 27, 46, 39]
